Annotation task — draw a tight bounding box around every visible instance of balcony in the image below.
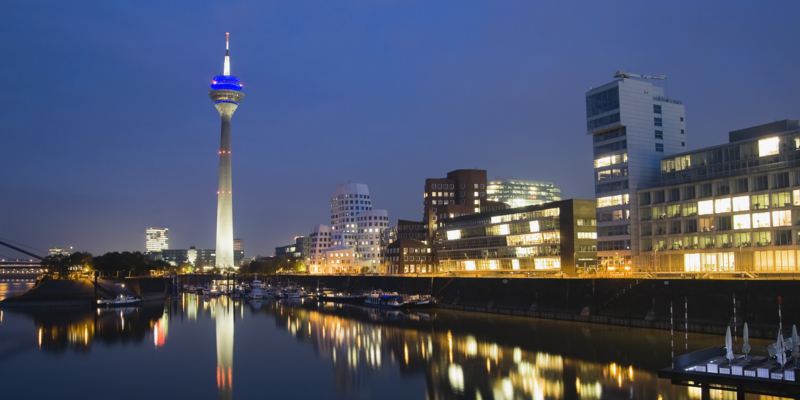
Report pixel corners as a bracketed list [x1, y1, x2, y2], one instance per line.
[756, 241, 772, 247]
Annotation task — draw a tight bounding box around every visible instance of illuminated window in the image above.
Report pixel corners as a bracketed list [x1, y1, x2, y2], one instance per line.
[732, 196, 750, 212]
[512, 259, 520, 270]
[464, 261, 476, 271]
[698, 200, 714, 215]
[578, 232, 597, 239]
[733, 214, 751, 230]
[752, 212, 771, 228]
[684, 253, 701, 272]
[758, 137, 780, 157]
[498, 224, 510, 235]
[772, 210, 792, 227]
[795, 190, 800, 206]
[446, 230, 461, 240]
[714, 198, 731, 213]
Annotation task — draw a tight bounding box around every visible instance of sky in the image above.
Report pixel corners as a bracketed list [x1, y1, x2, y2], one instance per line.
[2, 1, 800, 259]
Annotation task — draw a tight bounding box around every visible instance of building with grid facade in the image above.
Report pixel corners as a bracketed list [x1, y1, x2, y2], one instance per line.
[587, 76, 686, 270]
[434, 199, 597, 276]
[487, 178, 563, 208]
[636, 120, 800, 272]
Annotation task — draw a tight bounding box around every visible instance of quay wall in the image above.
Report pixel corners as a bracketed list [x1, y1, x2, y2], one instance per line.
[280, 274, 800, 339]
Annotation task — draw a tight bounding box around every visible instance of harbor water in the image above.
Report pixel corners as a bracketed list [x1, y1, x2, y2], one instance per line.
[0, 287, 785, 400]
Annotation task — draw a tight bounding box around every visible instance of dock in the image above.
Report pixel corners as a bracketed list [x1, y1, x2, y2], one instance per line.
[658, 346, 800, 399]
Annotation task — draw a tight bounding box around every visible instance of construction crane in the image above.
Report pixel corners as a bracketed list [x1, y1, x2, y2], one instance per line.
[614, 70, 666, 80]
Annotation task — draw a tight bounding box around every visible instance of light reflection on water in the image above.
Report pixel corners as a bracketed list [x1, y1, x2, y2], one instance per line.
[0, 290, 789, 400]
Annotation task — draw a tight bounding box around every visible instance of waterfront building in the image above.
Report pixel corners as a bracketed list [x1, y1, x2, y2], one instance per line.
[487, 178, 563, 208]
[145, 227, 169, 253]
[423, 169, 490, 239]
[397, 220, 427, 240]
[160, 247, 240, 268]
[435, 199, 597, 275]
[275, 236, 311, 260]
[636, 120, 800, 272]
[48, 246, 72, 257]
[383, 238, 435, 274]
[309, 224, 332, 273]
[308, 183, 389, 274]
[209, 33, 244, 270]
[587, 73, 686, 269]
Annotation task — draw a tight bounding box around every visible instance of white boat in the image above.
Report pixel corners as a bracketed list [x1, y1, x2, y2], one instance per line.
[250, 276, 264, 299]
[97, 294, 141, 307]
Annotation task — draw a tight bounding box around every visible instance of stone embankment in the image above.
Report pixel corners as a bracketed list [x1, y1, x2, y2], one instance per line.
[1, 277, 171, 307]
[276, 274, 799, 340]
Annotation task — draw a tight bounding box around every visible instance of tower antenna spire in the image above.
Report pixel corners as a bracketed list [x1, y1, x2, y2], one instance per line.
[223, 32, 231, 76]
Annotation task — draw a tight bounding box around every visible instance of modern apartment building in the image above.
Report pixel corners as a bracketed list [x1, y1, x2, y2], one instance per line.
[424, 169, 490, 238]
[586, 74, 686, 269]
[434, 199, 597, 275]
[487, 178, 563, 208]
[146, 227, 169, 253]
[636, 120, 800, 272]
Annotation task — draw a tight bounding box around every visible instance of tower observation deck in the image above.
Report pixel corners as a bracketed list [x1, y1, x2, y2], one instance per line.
[210, 32, 244, 270]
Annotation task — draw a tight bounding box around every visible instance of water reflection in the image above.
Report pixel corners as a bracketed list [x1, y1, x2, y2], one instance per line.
[252, 300, 776, 400]
[0, 291, 787, 400]
[215, 296, 234, 400]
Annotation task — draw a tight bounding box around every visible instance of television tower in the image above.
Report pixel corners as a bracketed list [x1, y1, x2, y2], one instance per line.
[209, 33, 244, 270]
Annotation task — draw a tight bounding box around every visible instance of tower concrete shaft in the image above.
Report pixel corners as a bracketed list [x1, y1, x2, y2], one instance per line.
[209, 33, 244, 270]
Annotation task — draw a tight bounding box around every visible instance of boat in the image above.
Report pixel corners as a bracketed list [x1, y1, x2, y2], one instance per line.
[97, 294, 141, 307]
[249, 276, 264, 299]
[364, 290, 405, 309]
[284, 286, 308, 298]
[404, 294, 435, 308]
[317, 291, 368, 304]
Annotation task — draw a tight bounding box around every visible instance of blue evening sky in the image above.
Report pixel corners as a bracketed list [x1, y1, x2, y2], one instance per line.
[1, 1, 799, 258]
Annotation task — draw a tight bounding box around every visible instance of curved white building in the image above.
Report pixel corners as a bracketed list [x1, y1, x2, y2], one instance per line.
[308, 224, 332, 273]
[308, 183, 390, 274]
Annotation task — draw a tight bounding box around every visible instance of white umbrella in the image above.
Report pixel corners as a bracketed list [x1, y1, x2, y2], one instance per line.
[793, 325, 799, 365]
[742, 323, 751, 360]
[725, 326, 734, 365]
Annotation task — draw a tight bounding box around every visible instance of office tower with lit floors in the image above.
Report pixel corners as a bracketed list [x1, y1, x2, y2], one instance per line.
[209, 33, 244, 270]
[586, 71, 686, 270]
[146, 227, 169, 252]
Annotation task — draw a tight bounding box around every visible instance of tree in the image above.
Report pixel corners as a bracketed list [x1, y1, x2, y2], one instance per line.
[40, 254, 70, 278]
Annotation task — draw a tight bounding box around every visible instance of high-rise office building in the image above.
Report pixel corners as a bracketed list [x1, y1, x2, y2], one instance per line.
[586, 72, 686, 268]
[487, 178, 563, 208]
[209, 33, 244, 270]
[146, 227, 169, 253]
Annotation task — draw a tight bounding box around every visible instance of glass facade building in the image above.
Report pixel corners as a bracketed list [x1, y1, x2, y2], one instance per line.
[586, 77, 686, 270]
[636, 120, 800, 272]
[487, 179, 562, 208]
[434, 199, 597, 275]
[146, 227, 169, 253]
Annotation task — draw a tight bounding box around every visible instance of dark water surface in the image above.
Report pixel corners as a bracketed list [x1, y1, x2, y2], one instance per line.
[0, 291, 782, 400]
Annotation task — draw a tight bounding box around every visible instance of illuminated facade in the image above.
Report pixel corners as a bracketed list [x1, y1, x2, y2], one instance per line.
[309, 184, 390, 274]
[637, 120, 800, 272]
[487, 178, 562, 208]
[145, 227, 169, 253]
[210, 33, 244, 270]
[275, 236, 311, 259]
[435, 199, 597, 275]
[587, 76, 686, 269]
[384, 238, 435, 274]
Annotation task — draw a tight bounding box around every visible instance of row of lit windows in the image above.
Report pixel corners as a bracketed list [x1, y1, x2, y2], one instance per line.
[597, 194, 630, 208]
[641, 230, 796, 250]
[642, 193, 800, 220]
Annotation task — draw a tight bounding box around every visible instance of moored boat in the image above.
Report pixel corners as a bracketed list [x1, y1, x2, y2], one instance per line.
[364, 290, 405, 309]
[97, 294, 141, 307]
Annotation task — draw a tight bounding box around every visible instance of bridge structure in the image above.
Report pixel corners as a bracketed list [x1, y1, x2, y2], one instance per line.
[0, 239, 46, 278]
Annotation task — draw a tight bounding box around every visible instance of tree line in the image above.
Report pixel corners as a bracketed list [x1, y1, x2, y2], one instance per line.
[40, 251, 308, 278]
